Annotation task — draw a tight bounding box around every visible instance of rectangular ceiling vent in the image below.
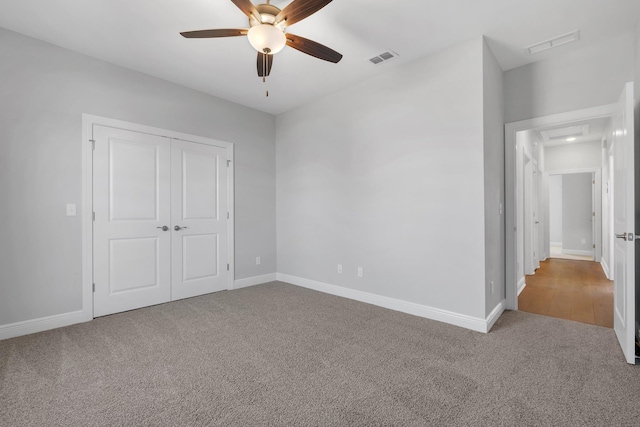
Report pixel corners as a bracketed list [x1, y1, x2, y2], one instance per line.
[539, 124, 589, 142]
[525, 30, 580, 55]
[369, 50, 399, 65]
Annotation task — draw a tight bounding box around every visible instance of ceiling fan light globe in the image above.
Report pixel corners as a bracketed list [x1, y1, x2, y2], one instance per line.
[247, 24, 286, 54]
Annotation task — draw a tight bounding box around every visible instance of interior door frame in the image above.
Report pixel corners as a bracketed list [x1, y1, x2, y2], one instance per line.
[81, 114, 235, 320]
[505, 104, 615, 310]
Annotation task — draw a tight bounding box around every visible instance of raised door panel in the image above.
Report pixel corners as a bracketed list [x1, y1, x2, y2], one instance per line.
[182, 150, 219, 220]
[93, 125, 171, 317]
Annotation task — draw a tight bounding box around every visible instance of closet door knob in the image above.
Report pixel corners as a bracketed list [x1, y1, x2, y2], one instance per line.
[156, 226, 169, 232]
[174, 225, 188, 231]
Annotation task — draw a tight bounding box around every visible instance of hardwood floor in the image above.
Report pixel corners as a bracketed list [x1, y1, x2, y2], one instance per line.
[518, 258, 613, 328]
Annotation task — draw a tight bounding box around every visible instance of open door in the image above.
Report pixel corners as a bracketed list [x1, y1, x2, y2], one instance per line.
[532, 162, 540, 270]
[612, 82, 636, 364]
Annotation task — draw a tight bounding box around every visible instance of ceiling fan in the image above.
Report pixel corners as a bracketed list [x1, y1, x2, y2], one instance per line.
[180, 0, 343, 84]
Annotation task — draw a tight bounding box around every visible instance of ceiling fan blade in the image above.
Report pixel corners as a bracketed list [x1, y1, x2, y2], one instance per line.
[286, 33, 342, 63]
[230, 0, 262, 22]
[180, 29, 248, 38]
[275, 0, 333, 26]
[257, 52, 274, 77]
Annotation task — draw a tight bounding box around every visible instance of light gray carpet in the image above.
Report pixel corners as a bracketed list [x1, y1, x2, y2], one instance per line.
[1, 282, 639, 426]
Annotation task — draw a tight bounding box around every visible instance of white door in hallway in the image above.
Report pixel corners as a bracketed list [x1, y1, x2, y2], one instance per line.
[612, 82, 636, 364]
[171, 140, 228, 301]
[93, 126, 230, 316]
[93, 126, 172, 317]
[532, 162, 540, 270]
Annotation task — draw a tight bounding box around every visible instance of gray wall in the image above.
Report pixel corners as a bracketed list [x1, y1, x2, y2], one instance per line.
[549, 175, 563, 244]
[0, 28, 277, 325]
[562, 173, 593, 252]
[276, 38, 489, 319]
[483, 40, 506, 315]
[504, 32, 635, 122]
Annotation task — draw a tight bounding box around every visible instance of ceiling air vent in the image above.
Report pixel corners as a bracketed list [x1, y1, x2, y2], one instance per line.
[525, 30, 580, 55]
[369, 50, 399, 65]
[539, 124, 589, 142]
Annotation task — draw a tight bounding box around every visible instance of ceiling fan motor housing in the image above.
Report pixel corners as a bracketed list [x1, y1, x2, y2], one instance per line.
[250, 4, 285, 28]
[248, 3, 287, 54]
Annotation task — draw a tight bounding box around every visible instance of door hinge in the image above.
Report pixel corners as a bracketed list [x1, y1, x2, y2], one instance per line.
[227, 264, 230, 271]
[593, 212, 595, 217]
[90, 139, 95, 150]
[92, 212, 95, 221]
[92, 283, 95, 293]
[227, 160, 231, 167]
[227, 212, 229, 219]
[593, 244, 596, 249]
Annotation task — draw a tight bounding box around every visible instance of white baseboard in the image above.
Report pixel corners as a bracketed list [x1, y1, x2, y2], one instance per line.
[517, 277, 526, 296]
[486, 300, 507, 332]
[1, 273, 507, 340]
[277, 273, 499, 333]
[233, 273, 277, 290]
[0, 310, 87, 341]
[600, 259, 612, 280]
[550, 241, 562, 247]
[561, 249, 593, 256]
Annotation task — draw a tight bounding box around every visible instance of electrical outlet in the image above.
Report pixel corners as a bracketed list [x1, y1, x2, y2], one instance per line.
[256, 256, 261, 265]
[357, 267, 363, 278]
[499, 203, 503, 215]
[337, 264, 343, 274]
[490, 281, 495, 295]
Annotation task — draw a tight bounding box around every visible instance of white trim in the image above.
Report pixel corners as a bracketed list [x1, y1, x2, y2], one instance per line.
[234, 273, 277, 290]
[601, 259, 612, 280]
[81, 116, 94, 322]
[0, 311, 87, 341]
[550, 241, 563, 246]
[81, 114, 235, 320]
[277, 273, 499, 333]
[486, 300, 507, 332]
[561, 249, 593, 256]
[517, 278, 526, 296]
[547, 168, 599, 176]
[505, 103, 616, 310]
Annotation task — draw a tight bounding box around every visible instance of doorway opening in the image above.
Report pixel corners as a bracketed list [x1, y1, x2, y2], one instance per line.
[511, 115, 613, 328]
[505, 84, 637, 363]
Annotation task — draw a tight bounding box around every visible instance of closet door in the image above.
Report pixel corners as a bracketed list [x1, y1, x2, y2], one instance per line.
[170, 139, 229, 301]
[93, 126, 172, 317]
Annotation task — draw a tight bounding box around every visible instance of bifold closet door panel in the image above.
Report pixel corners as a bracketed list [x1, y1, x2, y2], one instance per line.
[93, 126, 172, 317]
[170, 139, 229, 301]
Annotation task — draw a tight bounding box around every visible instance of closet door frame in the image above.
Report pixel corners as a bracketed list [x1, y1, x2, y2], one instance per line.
[81, 114, 235, 320]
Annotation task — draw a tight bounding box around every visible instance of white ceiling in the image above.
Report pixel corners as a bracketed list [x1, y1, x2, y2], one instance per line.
[0, 0, 639, 115]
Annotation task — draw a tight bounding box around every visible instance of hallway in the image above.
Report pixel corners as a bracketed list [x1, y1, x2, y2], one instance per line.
[518, 258, 613, 328]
